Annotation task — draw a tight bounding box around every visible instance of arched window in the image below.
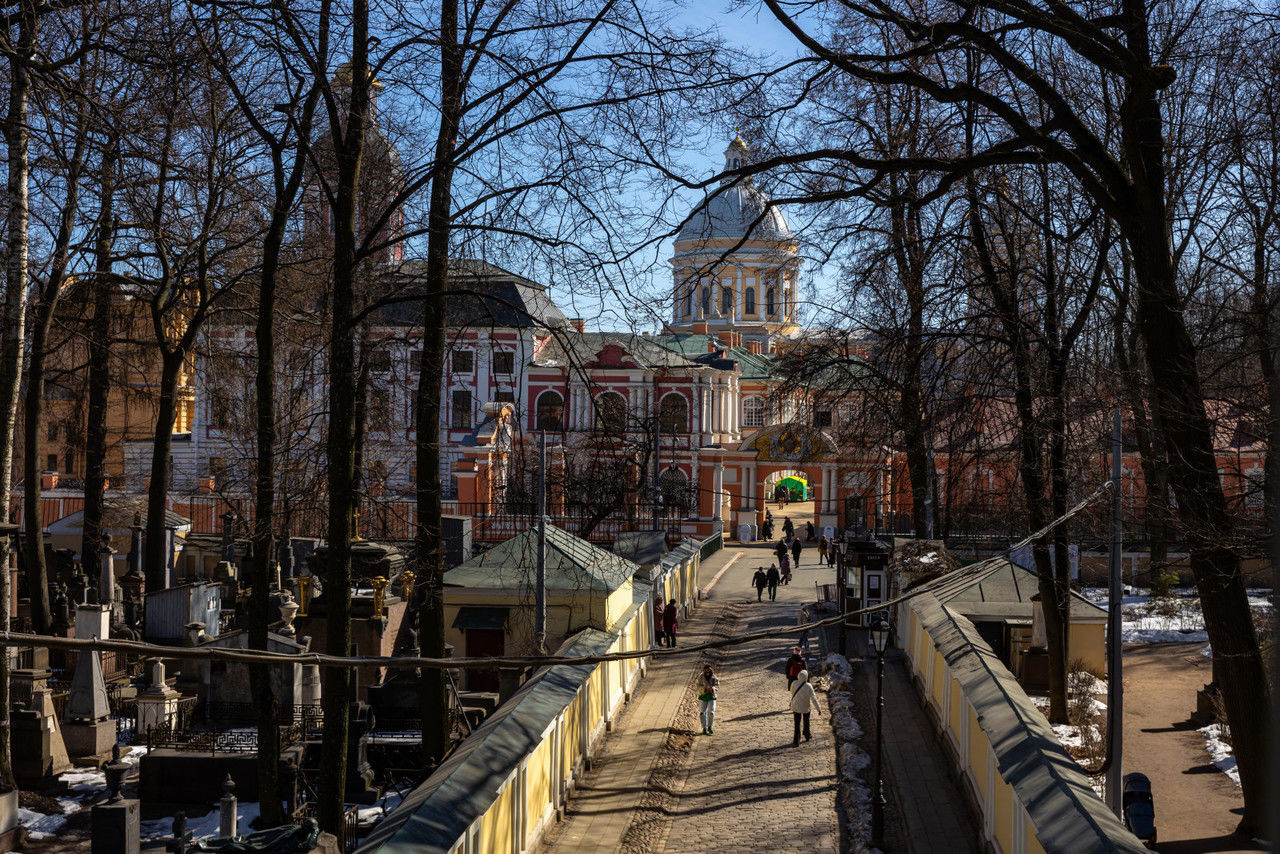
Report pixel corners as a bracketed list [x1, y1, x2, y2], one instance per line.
[721, 286, 733, 315]
[701, 287, 710, 317]
[535, 390, 564, 431]
[766, 288, 777, 316]
[594, 391, 627, 433]
[742, 396, 766, 429]
[658, 393, 688, 434]
[744, 288, 756, 314]
[660, 467, 691, 514]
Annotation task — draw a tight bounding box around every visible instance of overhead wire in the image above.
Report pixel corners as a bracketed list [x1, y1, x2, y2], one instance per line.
[0, 482, 1111, 671]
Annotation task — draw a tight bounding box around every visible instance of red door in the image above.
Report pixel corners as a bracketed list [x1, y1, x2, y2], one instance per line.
[465, 628, 505, 692]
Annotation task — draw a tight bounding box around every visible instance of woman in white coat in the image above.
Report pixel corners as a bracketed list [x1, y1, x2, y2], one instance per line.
[789, 670, 821, 746]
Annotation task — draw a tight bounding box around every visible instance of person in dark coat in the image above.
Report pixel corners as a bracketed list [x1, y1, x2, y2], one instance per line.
[785, 647, 805, 689]
[654, 598, 665, 647]
[775, 539, 788, 562]
[779, 552, 791, 584]
[766, 564, 781, 601]
[818, 537, 829, 566]
[782, 517, 795, 539]
[753, 567, 769, 601]
[662, 599, 679, 646]
[791, 537, 802, 568]
[806, 521, 816, 541]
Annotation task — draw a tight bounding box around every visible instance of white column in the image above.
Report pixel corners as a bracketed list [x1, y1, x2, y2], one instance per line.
[712, 461, 724, 521]
[730, 378, 740, 435]
[691, 379, 701, 433]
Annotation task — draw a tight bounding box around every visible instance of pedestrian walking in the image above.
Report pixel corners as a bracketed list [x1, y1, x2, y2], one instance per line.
[790, 670, 821, 746]
[774, 538, 788, 563]
[818, 537, 829, 566]
[753, 567, 769, 601]
[791, 537, 802, 567]
[806, 521, 816, 542]
[662, 599, 679, 647]
[782, 517, 795, 539]
[785, 647, 805, 689]
[766, 564, 781, 601]
[697, 665, 719, 734]
[654, 598, 665, 647]
[779, 552, 791, 584]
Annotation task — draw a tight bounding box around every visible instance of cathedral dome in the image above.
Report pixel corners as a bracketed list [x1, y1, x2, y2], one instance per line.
[676, 138, 793, 244]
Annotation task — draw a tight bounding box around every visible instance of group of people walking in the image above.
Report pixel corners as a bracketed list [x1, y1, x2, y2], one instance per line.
[694, 649, 821, 747]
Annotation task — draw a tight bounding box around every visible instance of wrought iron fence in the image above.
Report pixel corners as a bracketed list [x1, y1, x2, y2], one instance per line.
[290, 802, 360, 853]
[699, 530, 723, 561]
[449, 500, 691, 544]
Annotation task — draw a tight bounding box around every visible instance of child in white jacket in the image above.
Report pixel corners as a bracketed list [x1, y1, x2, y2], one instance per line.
[789, 670, 821, 746]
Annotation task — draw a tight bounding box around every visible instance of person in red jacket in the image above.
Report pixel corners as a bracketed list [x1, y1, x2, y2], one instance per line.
[785, 647, 806, 689]
[662, 599, 679, 647]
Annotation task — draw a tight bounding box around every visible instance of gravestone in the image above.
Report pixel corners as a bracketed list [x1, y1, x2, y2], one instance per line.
[345, 700, 380, 804]
[63, 649, 117, 759]
[137, 660, 182, 738]
[92, 744, 140, 854]
[10, 669, 71, 783]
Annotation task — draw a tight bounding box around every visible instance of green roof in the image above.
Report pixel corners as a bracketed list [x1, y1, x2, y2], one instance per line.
[941, 560, 1106, 622]
[652, 332, 779, 380]
[445, 525, 638, 593]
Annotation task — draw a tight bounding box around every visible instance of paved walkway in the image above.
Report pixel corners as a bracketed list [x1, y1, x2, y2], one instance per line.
[848, 639, 980, 854]
[542, 542, 839, 854]
[1121, 642, 1261, 853]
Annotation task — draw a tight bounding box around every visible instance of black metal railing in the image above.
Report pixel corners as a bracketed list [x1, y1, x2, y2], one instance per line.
[449, 500, 693, 543]
[699, 530, 723, 561]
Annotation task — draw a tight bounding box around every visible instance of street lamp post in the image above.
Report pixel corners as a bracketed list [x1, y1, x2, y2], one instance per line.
[837, 538, 850, 656]
[869, 616, 890, 848]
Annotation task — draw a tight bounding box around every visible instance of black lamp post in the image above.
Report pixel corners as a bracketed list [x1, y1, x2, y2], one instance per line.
[869, 615, 891, 848]
[837, 538, 850, 655]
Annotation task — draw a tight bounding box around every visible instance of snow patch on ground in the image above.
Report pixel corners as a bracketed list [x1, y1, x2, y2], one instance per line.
[18, 807, 68, 840]
[1199, 724, 1239, 786]
[141, 801, 263, 841]
[823, 653, 873, 851]
[1081, 588, 1272, 644]
[357, 787, 408, 826]
[16, 747, 150, 838]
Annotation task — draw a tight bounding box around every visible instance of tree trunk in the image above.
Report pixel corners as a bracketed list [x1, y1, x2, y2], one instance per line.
[417, 0, 461, 769]
[968, 193, 1069, 723]
[22, 286, 57, 633]
[251, 223, 283, 826]
[1120, 7, 1270, 824]
[889, 197, 931, 538]
[80, 142, 117, 607]
[318, 2, 370, 839]
[21, 109, 86, 633]
[1128, 216, 1271, 832]
[144, 353, 184, 592]
[0, 3, 36, 792]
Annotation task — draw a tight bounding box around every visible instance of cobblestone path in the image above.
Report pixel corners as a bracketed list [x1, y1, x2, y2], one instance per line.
[655, 546, 840, 854]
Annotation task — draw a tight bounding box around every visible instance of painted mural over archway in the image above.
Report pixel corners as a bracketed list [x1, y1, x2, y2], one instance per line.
[740, 423, 837, 464]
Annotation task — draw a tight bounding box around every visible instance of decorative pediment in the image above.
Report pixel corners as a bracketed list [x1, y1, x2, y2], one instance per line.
[741, 423, 837, 462]
[585, 343, 637, 369]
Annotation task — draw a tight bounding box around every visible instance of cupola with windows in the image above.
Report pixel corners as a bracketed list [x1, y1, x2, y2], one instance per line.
[669, 137, 800, 345]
